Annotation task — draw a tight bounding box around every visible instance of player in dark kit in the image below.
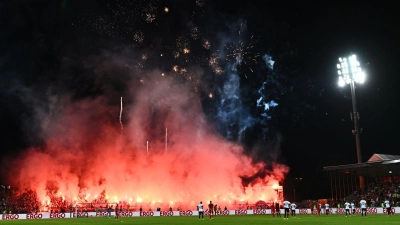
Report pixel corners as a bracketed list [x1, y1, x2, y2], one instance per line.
[107, 206, 112, 218]
[275, 202, 281, 217]
[115, 204, 119, 219]
[271, 203, 275, 217]
[208, 201, 214, 219]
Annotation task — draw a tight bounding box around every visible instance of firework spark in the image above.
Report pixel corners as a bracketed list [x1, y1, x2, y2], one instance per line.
[190, 27, 201, 40]
[145, 13, 156, 23]
[225, 22, 261, 77]
[203, 40, 211, 49]
[176, 36, 189, 50]
[209, 53, 219, 66]
[225, 35, 260, 75]
[196, 0, 205, 7]
[133, 31, 144, 43]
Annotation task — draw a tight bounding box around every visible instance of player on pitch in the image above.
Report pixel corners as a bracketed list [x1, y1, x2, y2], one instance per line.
[208, 201, 214, 219]
[197, 201, 204, 220]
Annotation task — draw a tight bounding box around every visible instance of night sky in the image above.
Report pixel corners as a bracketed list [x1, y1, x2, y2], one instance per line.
[1, 0, 399, 202]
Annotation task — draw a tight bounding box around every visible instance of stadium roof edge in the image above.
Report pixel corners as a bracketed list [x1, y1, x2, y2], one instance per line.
[322, 154, 400, 177]
[367, 153, 400, 162]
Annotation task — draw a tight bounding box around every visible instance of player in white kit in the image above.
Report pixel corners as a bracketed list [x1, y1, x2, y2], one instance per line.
[283, 200, 290, 220]
[360, 199, 367, 218]
[290, 202, 296, 218]
[344, 201, 350, 217]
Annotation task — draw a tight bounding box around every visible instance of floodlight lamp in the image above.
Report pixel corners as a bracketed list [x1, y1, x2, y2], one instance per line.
[338, 76, 345, 87]
[337, 54, 365, 85]
[358, 71, 366, 84]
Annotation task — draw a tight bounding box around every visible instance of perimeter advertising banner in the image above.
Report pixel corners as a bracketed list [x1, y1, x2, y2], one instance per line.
[0, 208, 398, 220]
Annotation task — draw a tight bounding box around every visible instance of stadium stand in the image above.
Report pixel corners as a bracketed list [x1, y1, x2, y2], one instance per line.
[323, 153, 400, 207]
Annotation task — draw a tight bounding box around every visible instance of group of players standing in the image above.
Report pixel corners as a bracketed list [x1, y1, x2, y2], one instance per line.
[344, 199, 393, 217]
[196, 198, 393, 220]
[343, 200, 363, 217]
[271, 201, 297, 220]
[271, 200, 297, 219]
[197, 201, 219, 220]
[275, 198, 388, 219]
[308, 199, 368, 217]
[283, 200, 296, 219]
[308, 198, 393, 218]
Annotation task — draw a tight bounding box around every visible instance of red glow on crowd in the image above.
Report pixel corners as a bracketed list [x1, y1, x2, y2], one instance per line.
[7, 76, 288, 210]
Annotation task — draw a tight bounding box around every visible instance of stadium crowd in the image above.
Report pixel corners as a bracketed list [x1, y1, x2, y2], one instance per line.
[1, 187, 40, 214]
[1, 178, 399, 214]
[350, 178, 400, 207]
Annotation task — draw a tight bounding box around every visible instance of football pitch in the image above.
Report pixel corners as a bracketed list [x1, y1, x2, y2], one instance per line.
[0, 214, 398, 225]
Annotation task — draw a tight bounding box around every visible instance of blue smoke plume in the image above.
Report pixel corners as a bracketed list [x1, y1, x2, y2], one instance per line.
[215, 53, 278, 142]
[262, 54, 275, 70]
[217, 71, 256, 141]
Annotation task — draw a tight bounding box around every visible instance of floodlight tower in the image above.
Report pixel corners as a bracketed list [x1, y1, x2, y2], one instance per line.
[337, 54, 366, 188]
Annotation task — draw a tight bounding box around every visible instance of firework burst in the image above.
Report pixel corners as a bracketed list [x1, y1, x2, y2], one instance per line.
[203, 40, 211, 49]
[196, 0, 205, 7]
[133, 30, 145, 43]
[208, 53, 223, 75]
[190, 27, 201, 40]
[225, 23, 260, 78]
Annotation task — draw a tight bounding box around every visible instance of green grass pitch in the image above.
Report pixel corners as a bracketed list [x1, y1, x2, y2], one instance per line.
[0, 214, 397, 224]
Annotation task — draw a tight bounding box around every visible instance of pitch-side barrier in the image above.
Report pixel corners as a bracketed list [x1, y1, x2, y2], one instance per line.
[1, 207, 398, 220]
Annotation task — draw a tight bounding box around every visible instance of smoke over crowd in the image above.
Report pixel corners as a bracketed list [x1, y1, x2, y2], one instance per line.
[1, 0, 291, 209]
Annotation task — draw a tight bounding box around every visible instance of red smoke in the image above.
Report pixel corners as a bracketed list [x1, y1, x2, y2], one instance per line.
[9, 75, 289, 209]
